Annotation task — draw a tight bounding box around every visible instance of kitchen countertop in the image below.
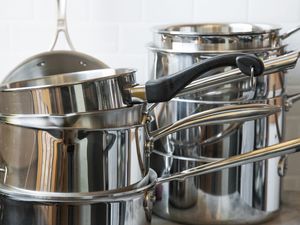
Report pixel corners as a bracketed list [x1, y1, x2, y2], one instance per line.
[152, 191, 300, 225]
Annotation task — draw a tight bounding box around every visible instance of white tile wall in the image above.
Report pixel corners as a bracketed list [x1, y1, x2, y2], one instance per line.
[1, 0, 300, 189]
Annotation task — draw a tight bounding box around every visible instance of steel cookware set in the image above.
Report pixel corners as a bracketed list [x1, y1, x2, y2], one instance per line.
[1, 6, 300, 225]
[2, 127, 300, 225]
[148, 23, 300, 224]
[0, 49, 283, 225]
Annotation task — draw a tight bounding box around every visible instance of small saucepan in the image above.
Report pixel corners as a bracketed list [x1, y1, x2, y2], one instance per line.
[0, 53, 263, 114]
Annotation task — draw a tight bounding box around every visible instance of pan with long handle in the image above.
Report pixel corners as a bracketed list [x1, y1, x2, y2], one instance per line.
[0, 53, 263, 114]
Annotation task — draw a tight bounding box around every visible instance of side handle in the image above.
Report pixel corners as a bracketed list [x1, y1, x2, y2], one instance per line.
[148, 104, 280, 142]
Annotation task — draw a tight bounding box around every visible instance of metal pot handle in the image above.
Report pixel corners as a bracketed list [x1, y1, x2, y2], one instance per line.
[280, 26, 300, 40]
[157, 138, 300, 184]
[130, 54, 264, 104]
[179, 51, 300, 97]
[148, 104, 280, 142]
[200, 122, 241, 146]
[285, 92, 300, 110]
[50, 0, 75, 51]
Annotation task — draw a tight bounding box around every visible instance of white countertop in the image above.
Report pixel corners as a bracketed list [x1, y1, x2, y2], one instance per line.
[152, 191, 300, 225]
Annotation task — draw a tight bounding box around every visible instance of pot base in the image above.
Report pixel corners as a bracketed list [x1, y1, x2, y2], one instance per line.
[154, 186, 280, 225]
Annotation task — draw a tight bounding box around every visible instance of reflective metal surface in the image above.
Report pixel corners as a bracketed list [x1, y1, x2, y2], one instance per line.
[0, 195, 153, 225]
[0, 124, 147, 192]
[148, 22, 297, 224]
[0, 103, 279, 193]
[1, 135, 300, 225]
[153, 23, 300, 51]
[151, 96, 285, 224]
[0, 53, 266, 114]
[0, 170, 158, 225]
[0, 69, 137, 113]
[152, 136, 300, 225]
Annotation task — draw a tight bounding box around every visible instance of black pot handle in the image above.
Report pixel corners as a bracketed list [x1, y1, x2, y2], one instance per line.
[145, 53, 264, 103]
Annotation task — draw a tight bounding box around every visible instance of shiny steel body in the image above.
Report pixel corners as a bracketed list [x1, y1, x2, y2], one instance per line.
[0, 170, 157, 225]
[151, 96, 285, 224]
[1, 51, 299, 115]
[153, 23, 300, 51]
[0, 103, 279, 193]
[1, 136, 300, 225]
[148, 23, 300, 224]
[0, 69, 137, 114]
[0, 121, 146, 193]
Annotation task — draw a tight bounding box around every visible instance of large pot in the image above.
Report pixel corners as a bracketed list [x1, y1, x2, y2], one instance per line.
[148, 23, 300, 224]
[1, 138, 300, 225]
[0, 103, 275, 193]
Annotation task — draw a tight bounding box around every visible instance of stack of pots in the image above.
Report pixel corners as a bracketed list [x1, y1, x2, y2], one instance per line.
[0, 52, 284, 225]
[148, 23, 300, 224]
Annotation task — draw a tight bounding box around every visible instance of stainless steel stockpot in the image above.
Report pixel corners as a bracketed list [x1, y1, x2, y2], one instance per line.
[0, 103, 277, 193]
[151, 95, 289, 224]
[1, 138, 300, 225]
[0, 54, 262, 114]
[153, 23, 300, 51]
[148, 23, 300, 225]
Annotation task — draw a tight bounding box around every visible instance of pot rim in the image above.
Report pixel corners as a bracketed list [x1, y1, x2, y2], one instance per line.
[0, 169, 157, 204]
[153, 23, 281, 36]
[147, 44, 287, 54]
[0, 68, 136, 92]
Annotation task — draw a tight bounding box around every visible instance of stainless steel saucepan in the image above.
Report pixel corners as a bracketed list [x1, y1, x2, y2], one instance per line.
[0, 103, 278, 193]
[0, 53, 263, 114]
[3, 0, 108, 83]
[0, 137, 300, 225]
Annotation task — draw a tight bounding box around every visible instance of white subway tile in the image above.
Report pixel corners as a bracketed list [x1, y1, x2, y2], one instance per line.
[193, 0, 248, 22]
[91, 0, 142, 22]
[0, 0, 35, 20]
[0, 54, 21, 82]
[248, 0, 300, 23]
[34, 0, 90, 23]
[68, 0, 91, 22]
[10, 22, 55, 55]
[143, 0, 194, 23]
[0, 24, 11, 53]
[68, 23, 119, 53]
[119, 23, 154, 54]
[33, 0, 55, 22]
[99, 53, 148, 83]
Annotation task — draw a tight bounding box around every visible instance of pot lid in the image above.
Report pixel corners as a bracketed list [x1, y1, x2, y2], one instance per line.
[0, 68, 136, 92]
